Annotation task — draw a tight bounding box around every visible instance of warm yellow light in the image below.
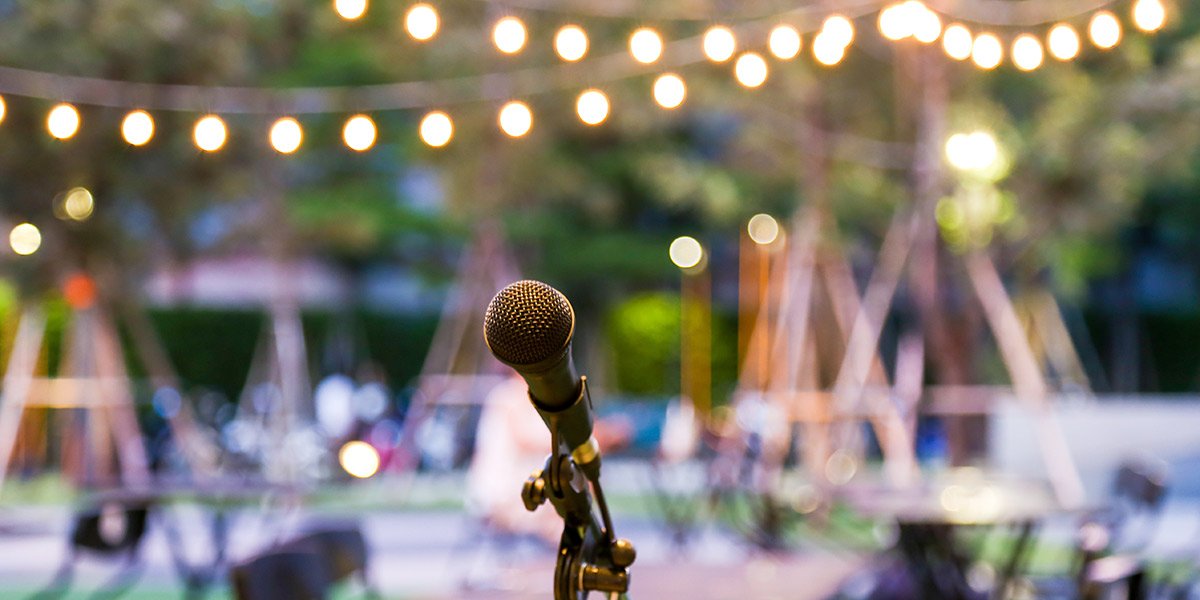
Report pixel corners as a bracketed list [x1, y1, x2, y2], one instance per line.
[669, 236, 704, 269]
[334, 0, 367, 20]
[498, 101, 533, 138]
[555, 25, 589, 61]
[734, 52, 769, 88]
[1011, 34, 1044, 71]
[912, 3, 942, 44]
[971, 33, 1003, 69]
[419, 111, 453, 147]
[821, 15, 855, 48]
[630, 27, 664, 64]
[0, 96, 8, 125]
[702, 26, 737, 63]
[1133, 0, 1166, 32]
[653, 73, 687, 109]
[9, 223, 41, 256]
[942, 24, 973, 60]
[812, 31, 847, 66]
[193, 115, 227, 152]
[47, 103, 80, 140]
[339, 441, 380, 479]
[768, 25, 802, 60]
[1089, 11, 1122, 49]
[269, 117, 303, 154]
[61, 187, 94, 221]
[879, 3, 912, 41]
[576, 89, 609, 126]
[945, 130, 999, 172]
[493, 16, 527, 54]
[343, 114, 377, 151]
[121, 110, 154, 146]
[748, 214, 780, 246]
[405, 3, 439, 41]
[1048, 23, 1081, 60]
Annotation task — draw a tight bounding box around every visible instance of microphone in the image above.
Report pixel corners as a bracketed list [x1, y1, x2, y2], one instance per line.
[484, 280, 601, 480]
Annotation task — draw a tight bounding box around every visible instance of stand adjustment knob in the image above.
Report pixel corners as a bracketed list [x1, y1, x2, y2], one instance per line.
[611, 538, 637, 569]
[522, 470, 547, 512]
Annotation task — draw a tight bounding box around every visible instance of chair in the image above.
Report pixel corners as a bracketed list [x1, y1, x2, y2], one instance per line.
[30, 501, 152, 599]
[281, 527, 378, 597]
[230, 550, 331, 600]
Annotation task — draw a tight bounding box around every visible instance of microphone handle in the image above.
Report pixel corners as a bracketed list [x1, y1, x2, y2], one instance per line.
[530, 375, 601, 481]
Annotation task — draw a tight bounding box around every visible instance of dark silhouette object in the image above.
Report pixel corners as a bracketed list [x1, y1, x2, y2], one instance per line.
[29, 502, 151, 600]
[230, 550, 331, 600]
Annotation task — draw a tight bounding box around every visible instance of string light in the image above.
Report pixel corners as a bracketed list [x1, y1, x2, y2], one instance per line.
[498, 101, 532, 137]
[1012, 34, 1044, 71]
[576, 89, 609, 125]
[1133, 0, 1166, 32]
[60, 187, 94, 221]
[653, 73, 686, 109]
[703, 26, 737, 63]
[405, 4, 439, 41]
[121, 110, 154, 146]
[943, 24, 973, 60]
[555, 25, 589, 62]
[748, 214, 780, 246]
[912, 3, 942, 44]
[493, 17, 527, 54]
[971, 33, 1003, 70]
[1048, 23, 1081, 60]
[334, 0, 367, 21]
[812, 31, 847, 66]
[47, 103, 80, 140]
[734, 52, 768, 88]
[768, 25, 802, 60]
[0, 96, 6, 125]
[343, 114, 377, 151]
[1089, 11, 1122, 49]
[669, 236, 704, 270]
[339, 441, 380, 478]
[8, 223, 41, 256]
[270, 117, 303, 154]
[879, 3, 912, 41]
[419, 110, 453, 147]
[629, 28, 664, 64]
[821, 15, 855, 48]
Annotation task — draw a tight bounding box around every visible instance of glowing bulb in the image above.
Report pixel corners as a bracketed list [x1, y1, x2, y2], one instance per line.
[498, 101, 532, 138]
[343, 114, 377, 151]
[943, 24, 973, 60]
[493, 17, 527, 54]
[1048, 23, 1081, 60]
[734, 52, 769, 88]
[1012, 34, 1044, 71]
[653, 73, 686, 109]
[419, 111, 453, 147]
[269, 117, 303, 154]
[334, 0, 367, 20]
[576, 89, 609, 126]
[47, 103, 80, 140]
[821, 15, 855, 48]
[9, 223, 41, 256]
[1089, 11, 1121, 49]
[768, 25, 802, 60]
[703, 26, 737, 62]
[405, 3, 439, 41]
[630, 27, 664, 64]
[0, 96, 7, 125]
[339, 441, 380, 478]
[748, 214, 780, 245]
[121, 110, 154, 146]
[879, 3, 912, 41]
[1133, 0, 1166, 32]
[945, 130, 999, 172]
[555, 25, 589, 61]
[193, 115, 227, 152]
[912, 3, 942, 44]
[669, 236, 704, 269]
[61, 187, 94, 221]
[971, 33, 1003, 69]
[812, 31, 847, 66]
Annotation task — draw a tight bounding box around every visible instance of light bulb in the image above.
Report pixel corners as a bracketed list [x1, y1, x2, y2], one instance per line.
[419, 111, 453, 147]
[748, 214, 780, 245]
[493, 17, 527, 54]
[812, 31, 847, 66]
[703, 26, 737, 62]
[9, 223, 41, 256]
[879, 4, 912, 41]
[971, 32, 1003, 69]
[734, 52, 769, 88]
[61, 187, 94, 221]
[942, 24, 973, 60]
[669, 236, 703, 269]
[1048, 23, 1081, 60]
[47, 103, 80, 140]
[630, 27, 664, 64]
[576, 89, 609, 125]
[653, 73, 686, 109]
[912, 3, 942, 44]
[193, 115, 227, 152]
[1012, 34, 1044, 71]
[821, 15, 855, 48]
[768, 25, 802, 59]
[270, 117, 303, 154]
[343, 114, 377, 151]
[555, 25, 589, 61]
[1089, 11, 1122, 49]
[1133, 0, 1166, 32]
[498, 101, 533, 137]
[334, 0, 367, 20]
[0, 96, 7, 125]
[121, 110, 154, 146]
[405, 3, 439, 41]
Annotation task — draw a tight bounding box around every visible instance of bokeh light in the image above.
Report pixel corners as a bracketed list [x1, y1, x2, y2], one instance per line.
[63, 273, 97, 310]
[60, 187, 95, 221]
[669, 236, 704, 270]
[971, 33, 1003, 69]
[9, 223, 41, 256]
[121, 110, 154, 146]
[576, 89, 609, 125]
[493, 17, 527, 54]
[912, 3, 942, 44]
[942, 24, 973, 60]
[498, 101, 533, 137]
[702, 26, 737, 62]
[334, 0, 367, 20]
[878, 3, 912, 41]
[0, 96, 6, 125]
[821, 15, 855, 48]
[339, 441, 381, 479]
[768, 25, 802, 60]
[734, 52, 769, 88]
[405, 3, 439, 41]
[748, 214, 780, 246]
[1133, 0, 1166, 32]
[342, 114, 377, 151]
[1089, 11, 1122, 49]
[555, 25, 589, 61]
[419, 111, 453, 147]
[1012, 34, 1044, 71]
[193, 115, 227, 152]
[269, 117, 303, 154]
[630, 27, 664, 64]
[47, 103, 80, 140]
[1048, 23, 1081, 60]
[653, 73, 687, 109]
[945, 130, 1000, 172]
[812, 31, 847, 66]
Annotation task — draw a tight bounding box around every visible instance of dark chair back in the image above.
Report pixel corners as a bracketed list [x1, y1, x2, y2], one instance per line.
[284, 527, 370, 583]
[230, 550, 331, 600]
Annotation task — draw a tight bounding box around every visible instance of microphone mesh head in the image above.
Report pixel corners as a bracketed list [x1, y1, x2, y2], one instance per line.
[484, 280, 574, 367]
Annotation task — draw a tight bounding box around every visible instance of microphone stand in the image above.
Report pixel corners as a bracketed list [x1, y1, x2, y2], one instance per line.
[520, 377, 636, 600]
